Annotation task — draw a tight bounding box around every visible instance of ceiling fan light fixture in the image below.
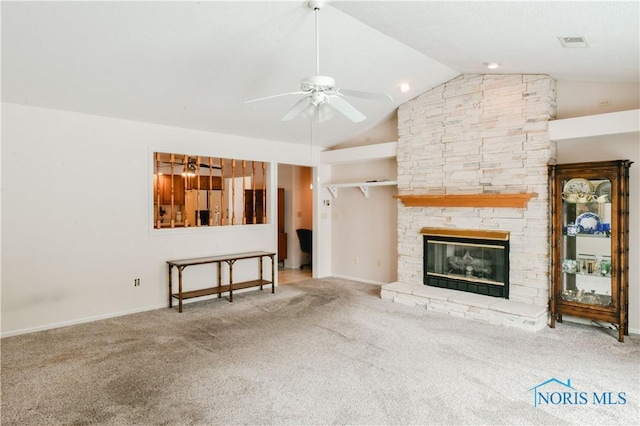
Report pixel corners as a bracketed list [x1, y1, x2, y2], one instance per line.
[310, 91, 326, 106]
[182, 157, 198, 177]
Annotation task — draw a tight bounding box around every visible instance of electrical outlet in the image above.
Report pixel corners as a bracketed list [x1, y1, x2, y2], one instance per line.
[598, 98, 612, 107]
[134, 278, 140, 286]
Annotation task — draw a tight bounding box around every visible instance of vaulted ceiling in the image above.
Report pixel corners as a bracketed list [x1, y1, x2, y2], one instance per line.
[2, 1, 638, 148]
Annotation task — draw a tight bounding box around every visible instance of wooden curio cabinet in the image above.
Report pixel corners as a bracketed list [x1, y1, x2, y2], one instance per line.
[549, 160, 632, 342]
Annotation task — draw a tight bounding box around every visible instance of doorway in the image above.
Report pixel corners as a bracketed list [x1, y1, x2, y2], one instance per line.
[277, 164, 313, 284]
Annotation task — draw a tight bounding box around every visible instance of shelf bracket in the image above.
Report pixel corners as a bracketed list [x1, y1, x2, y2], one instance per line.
[327, 185, 338, 198]
[358, 185, 370, 198]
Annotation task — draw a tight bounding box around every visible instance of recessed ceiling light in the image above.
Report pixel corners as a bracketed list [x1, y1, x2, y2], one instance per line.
[399, 82, 411, 92]
[484, 62, 500, 70]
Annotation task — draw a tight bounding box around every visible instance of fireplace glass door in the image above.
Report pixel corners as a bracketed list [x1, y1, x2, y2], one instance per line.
[423, 230, 509, 298]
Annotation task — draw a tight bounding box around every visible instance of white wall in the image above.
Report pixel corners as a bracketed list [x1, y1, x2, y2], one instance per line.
[331, 112, 399, 149]
[328, 158, 398, 284]
[1, 103, 320, 336]
[314, 163, 332, 278]
[556, 81, 640, 119]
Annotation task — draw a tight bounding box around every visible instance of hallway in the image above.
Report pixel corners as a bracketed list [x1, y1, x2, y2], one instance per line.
[278, 267, 312, 285]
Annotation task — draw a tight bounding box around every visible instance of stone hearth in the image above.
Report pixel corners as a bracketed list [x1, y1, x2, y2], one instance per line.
[381, 282, 548, 331]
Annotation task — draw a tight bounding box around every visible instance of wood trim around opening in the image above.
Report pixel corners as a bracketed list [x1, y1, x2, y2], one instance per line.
[393, 193, 537, 208]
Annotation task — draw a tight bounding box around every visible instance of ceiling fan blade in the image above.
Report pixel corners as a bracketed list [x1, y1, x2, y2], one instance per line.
[282, 97, 312, 121]
[324, 96, 366, 123]
[161, 161, 222, 170]
[198, 163, 221, 170]
[337, 88, 393, 103]
[244, 91, 310, 104]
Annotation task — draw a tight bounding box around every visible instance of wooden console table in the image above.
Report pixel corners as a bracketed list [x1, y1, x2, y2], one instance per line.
[167, 251, 275, 312]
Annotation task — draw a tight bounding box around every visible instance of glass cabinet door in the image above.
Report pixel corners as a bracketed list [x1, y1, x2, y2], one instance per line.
[560, 177, 612, 306]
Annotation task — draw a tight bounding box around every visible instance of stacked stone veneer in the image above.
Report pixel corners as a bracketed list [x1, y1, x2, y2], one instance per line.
[390, 74, 557, 327]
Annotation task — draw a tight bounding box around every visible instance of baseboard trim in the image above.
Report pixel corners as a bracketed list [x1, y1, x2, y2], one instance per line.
[329, 274, 387, 286]
[1, 304, 166, 338]
[1, 286, 275, 338]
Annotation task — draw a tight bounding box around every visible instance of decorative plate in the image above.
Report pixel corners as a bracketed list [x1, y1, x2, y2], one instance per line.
[576, 211, 601, 232]
[595, 180, 612, 202]
[563, 178, 593, 197]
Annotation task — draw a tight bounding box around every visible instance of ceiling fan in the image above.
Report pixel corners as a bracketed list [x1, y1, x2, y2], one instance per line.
[160, 157, 221, 172]
[245, 0, 392, 123]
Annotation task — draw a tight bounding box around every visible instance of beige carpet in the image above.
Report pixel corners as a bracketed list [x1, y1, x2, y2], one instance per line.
[1, 278, 638, 425]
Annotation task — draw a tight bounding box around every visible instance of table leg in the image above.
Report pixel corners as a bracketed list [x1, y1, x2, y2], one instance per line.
[168, 264, 173, 308]
[271, 254, 275, 294]
[227, 259, 236, 302]
[259, 257, 264, 290]
[178, 266, 185, 313]
[217, 262, 222, 298]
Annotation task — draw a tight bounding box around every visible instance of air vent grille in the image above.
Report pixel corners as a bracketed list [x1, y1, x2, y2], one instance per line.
[558, 36, 588, 48]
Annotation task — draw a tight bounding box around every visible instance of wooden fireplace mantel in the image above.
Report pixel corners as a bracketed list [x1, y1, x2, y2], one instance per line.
[394, 193, 537, 208]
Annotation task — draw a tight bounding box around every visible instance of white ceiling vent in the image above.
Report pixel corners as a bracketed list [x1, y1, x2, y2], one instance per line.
[558, 36, 589, 48]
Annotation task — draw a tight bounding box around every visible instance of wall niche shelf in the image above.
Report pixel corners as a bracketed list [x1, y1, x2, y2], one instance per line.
[394, 193, 537, 208]
[325, 180, 397, 198]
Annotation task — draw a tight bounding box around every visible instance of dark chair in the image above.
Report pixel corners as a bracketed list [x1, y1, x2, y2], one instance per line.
[296, 228, 312, 270]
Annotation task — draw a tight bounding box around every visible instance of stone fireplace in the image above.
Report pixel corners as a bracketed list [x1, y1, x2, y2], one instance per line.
[381, 74, 557, 331]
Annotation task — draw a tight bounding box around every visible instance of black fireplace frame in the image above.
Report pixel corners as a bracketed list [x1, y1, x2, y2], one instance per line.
[422, 228, 510, 299]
